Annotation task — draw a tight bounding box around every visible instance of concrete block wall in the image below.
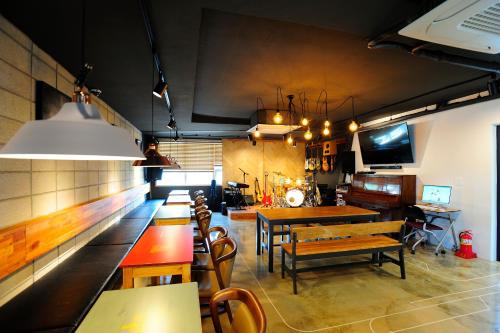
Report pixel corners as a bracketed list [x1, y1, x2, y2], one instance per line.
[0, 15, 146, 305]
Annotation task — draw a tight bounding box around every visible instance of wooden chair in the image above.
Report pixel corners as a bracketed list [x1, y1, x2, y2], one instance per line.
[193, 226, 228, 271]
[194, 210, 212, 253]
[191, 204, 209, 228]
[195, 196, 207, 205]
[195, 204, 208, 213]
[193, 237, 238, 307]
[209, 288, 266, 333]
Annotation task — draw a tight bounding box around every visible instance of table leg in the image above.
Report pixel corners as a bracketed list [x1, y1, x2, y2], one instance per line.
[182, 264, 191, 283]
[268, 223, 274, 273]
[152, 276, 160, 285]
[122, 268, 134, 289]
[256, 215, 261, 255]
[449, 213, 459, 251]
[435, 213, 457, 255]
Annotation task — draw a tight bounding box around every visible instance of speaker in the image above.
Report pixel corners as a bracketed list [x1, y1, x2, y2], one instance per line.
[370, 165, 402, 170]
[340, 151, 355, 174]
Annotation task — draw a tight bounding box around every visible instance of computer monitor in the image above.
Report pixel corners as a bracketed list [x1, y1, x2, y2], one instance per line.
[421, 185, 452, 205]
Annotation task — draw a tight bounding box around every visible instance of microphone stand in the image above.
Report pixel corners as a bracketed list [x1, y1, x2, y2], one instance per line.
[239, 168, 249, 196]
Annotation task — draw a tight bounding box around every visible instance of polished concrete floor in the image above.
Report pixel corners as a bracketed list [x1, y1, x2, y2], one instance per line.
[201, 213, 500, 333]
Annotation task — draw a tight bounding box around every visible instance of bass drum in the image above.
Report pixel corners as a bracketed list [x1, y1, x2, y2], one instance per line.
[285, 188, 304, 207]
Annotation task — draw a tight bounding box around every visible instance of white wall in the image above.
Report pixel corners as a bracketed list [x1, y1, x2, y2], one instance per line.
[351, 98, 500, 260]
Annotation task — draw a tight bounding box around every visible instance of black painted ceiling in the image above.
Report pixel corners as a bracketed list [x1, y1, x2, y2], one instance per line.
[1, 0, 496, 138]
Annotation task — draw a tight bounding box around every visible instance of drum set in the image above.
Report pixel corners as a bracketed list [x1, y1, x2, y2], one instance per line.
[268, 171, 321, 208]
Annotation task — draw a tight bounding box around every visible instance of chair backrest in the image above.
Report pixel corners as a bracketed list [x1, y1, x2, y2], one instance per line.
[403, 205, 427, 223]
[195, 204, 208, 214]
[197, 210, 212, 237]
[208, 226, 228, 245]
[210, 288, 266, 333]
[195, 196, 206, 204]
[208, 226, 229, 258]
[291, 221, 405, 241]
[212, 237, 237, 290]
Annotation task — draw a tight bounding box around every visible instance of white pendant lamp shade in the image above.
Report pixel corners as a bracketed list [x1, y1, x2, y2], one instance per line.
[0, 102, 146, 160]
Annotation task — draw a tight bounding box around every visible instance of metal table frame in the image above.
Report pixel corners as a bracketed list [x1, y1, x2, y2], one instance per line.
[421, 208, 460, 255]
[256, 208, 379, 272]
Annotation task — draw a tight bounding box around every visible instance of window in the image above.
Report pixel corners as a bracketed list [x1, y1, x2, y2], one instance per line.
[157, 171, 215, 186]
[156, 140, 222, 186]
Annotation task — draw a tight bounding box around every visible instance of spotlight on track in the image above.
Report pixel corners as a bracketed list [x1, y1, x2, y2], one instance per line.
[153, 78, 168, 98]
[166, 114, 176, 129]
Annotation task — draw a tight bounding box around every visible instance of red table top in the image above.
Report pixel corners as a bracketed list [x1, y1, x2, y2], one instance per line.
[120, 225, 193, 268]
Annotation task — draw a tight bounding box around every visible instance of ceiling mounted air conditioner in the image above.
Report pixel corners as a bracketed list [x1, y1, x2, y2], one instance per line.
[399, 0, 500, 54]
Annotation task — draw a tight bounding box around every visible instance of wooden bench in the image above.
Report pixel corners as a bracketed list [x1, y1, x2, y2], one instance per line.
[281, 221, 406, 294]
[0, 199, 165, 333]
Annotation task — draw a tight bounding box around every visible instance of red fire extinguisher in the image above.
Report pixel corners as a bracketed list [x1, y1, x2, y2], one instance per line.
[455, 230, 477, 259]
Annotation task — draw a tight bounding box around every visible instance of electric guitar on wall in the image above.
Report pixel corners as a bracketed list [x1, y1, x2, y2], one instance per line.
[262, 172, 272, 206]
[254, 177, 263, 203]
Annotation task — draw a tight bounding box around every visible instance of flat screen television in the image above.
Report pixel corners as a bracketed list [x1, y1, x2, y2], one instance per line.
[358, 122, 414, 164]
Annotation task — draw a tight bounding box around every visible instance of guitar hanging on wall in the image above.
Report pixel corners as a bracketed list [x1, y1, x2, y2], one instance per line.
[322, 155, 330, 172]
[322, 140, 338, 173]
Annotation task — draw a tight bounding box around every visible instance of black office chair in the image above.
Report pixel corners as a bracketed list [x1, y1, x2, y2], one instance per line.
[403, 205, 443, 255]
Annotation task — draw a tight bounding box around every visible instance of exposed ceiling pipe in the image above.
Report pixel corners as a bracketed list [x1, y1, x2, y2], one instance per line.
[411, 49, 500, 74]
[368, 40, 500, 74]
[367, 40, 411, 53]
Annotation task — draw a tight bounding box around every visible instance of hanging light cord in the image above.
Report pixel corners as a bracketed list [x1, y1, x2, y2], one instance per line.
[298, 92, 305, 118]
[151, 55, 155, 138]
[315, 89, 328, 118]
[81, 0, 86, 69]
[351, 96, 355, 119]
[256, 97, 265, 110]
[330, 95, 354, 115]
[276, 87, 286, 110]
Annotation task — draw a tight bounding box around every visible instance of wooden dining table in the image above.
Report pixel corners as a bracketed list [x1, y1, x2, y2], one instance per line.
[166, 194, 193, 206]
[76, 282, 202, 333]
[169, 189, 190, 195]
[256, 205, 380, 272]
[120, 225, 193, 288]
[154, 205, 191, 225]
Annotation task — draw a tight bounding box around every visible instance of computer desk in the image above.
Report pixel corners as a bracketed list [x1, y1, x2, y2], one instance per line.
[414, 204, 461, 255]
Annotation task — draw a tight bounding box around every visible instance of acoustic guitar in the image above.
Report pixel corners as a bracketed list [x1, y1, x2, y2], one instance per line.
[322, 156, 330, 172]
[254, 177, 263, 203]
[315, 146, 321, 171]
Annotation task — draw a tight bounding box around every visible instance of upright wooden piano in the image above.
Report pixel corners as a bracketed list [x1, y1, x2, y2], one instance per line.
[344, 174, 416, 220]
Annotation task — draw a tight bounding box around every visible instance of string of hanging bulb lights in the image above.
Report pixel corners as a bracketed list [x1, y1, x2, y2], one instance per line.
[253, 97, 264, 139]
[286, 95, 294, 145]
[272, 87, 286, 124]
[348, 96, 359, 132]
[299, 92, 309, 127]
[254, 88, 360, 143]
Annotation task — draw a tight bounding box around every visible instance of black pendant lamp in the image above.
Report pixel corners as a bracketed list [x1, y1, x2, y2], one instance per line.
[133, 58, 172, 167]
